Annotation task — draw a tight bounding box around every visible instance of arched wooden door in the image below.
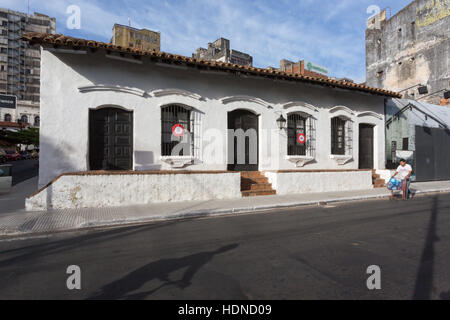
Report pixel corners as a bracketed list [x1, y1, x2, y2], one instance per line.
[89, 107, 133, 171]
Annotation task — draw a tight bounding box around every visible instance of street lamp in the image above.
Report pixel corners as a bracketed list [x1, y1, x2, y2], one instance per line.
[417, 86, 428, 95]
[277, 115, 287, 130]
[444, 91, 450, 99]
[398, 84, 428, 97]
[398, 84, 426, 93]
[416, 88, 449, 101]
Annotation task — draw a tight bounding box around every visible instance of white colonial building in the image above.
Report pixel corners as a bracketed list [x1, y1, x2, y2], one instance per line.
[23, 33, 400, 211]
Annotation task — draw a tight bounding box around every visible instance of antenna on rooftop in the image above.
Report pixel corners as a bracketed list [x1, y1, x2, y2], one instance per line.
[128, 18, 131, 27]
[27, 0, 30, 15]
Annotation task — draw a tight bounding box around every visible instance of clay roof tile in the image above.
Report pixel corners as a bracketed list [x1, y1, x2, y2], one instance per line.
[20, 32, 401, 98]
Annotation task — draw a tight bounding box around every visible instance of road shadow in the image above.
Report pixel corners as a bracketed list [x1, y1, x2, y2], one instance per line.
[88, 243, 239, 300]
[0, 222, 178, 269]
[412, 195, 439, 300]
[12, 160, 39, 186]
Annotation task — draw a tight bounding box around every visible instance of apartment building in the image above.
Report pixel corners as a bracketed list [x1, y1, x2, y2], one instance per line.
[0, 8, 55, 127]
[111, 24, 160, 51]
[366, 0, 449, 105]
[193, 38, 253, 66]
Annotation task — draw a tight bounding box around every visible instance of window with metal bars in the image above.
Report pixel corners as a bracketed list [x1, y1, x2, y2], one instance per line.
[161, 105, 192, 156]
[288, 113, 307, 156]
[331, 117, 346, 155]
[402, 138, 409, 150]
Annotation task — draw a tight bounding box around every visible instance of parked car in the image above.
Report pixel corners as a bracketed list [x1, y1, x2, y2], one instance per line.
[20, 151, 31, 160]
[6, 150, 21, 161]
[0, 148, 6, 164]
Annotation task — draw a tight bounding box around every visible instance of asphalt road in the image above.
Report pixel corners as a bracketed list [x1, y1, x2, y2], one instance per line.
[0, 193, 449, 300]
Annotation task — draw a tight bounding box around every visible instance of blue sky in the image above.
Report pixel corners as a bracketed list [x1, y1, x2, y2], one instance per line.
[2, 0, 412, 82]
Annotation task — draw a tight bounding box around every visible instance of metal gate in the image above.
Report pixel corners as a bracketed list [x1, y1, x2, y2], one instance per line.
[415, 126, 450, 181]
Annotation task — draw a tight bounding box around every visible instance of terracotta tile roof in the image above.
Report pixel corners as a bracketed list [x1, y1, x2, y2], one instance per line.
[22, 32, 401, 98]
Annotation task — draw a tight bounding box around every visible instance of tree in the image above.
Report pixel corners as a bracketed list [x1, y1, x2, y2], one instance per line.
[0, 127, 39, 149]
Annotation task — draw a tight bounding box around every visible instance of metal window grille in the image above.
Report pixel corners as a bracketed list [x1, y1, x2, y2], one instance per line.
[346, 120, 353, 156]
[306, 116, 316, 158]
[331, 117, 346, 155]
[161, 105, 192, 156]
[4, 114, 11, 122]
[402, 137, 409, 150]
[288, 113, 307, 156]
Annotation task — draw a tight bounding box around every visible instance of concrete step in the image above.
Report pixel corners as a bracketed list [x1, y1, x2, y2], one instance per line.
[241, 181, 272, 191]
[372, 170, 385, 188]
[243, 177, 269, 184]
[242, 189, 277, 197]
[248, 183, 273, 191]
[374, 178, 386, 188]
[241, 171, 265, 179]
[241, 171, 276, 196]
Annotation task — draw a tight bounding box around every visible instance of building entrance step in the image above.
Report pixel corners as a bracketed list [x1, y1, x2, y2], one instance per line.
[240, 171, 276, 197]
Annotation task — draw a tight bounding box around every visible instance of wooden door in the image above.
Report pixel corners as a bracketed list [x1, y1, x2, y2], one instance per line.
[89, 108, 133, 171]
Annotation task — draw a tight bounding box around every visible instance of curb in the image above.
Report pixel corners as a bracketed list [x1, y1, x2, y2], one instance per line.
[1, 188, 450, 239]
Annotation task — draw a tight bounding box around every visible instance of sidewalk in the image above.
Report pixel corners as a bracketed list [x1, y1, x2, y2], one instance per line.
[1, 180, 450, 238]
[0, 176, 38, 214]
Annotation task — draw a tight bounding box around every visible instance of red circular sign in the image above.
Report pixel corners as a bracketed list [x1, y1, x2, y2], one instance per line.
[172, 124, 185, 137]
[297, 133, 306, 144]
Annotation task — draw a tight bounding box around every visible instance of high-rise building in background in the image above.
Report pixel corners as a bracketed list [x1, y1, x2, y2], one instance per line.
[0, 8, 55, 128]
[366, 0, 449, 105]
[193, 38, 253, 66]
[111, 24, 160, 52]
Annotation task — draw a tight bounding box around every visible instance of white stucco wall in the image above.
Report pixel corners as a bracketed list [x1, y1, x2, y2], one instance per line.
[26, 172, 241, 211]
[265, 171, 373, 195]
[38, 48, 387, 188]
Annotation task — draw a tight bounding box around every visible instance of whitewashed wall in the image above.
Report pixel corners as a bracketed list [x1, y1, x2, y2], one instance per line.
[38, 49, 386, 188]
[26, 172, 241, 211]
[265, 171, 374, 195]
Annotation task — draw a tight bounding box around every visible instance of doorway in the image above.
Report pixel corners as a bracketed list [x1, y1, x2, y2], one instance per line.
[227, 109, 259, 171]
[359, 124, 374, 169]
[89, 107, 133, 171]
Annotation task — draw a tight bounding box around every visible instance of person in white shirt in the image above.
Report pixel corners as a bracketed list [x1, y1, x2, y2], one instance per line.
[391, 159, 413, 200]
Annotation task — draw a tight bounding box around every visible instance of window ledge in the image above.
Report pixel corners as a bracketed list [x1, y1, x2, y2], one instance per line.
[286, 156, 315, 168]
[161, 156, 195, 168]
[330, 155, 353, 165]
